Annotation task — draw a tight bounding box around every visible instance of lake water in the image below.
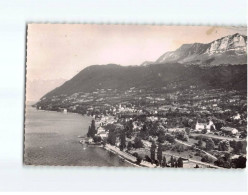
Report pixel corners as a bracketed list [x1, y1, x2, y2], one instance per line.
[24, 105, 134, 167]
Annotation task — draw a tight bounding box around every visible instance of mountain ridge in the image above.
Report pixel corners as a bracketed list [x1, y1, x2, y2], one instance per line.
[41, 63, 247, 100]
[39, 33, 247, 101]
[142, 33, 247, 66]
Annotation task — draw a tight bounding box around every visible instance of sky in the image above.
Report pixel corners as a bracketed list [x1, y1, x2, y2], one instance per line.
[26, 24, 246, 101]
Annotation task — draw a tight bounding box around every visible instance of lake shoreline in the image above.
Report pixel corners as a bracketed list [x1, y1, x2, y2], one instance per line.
[25, 106, 134, 167]
[34, 108, 137, 166]
[30, 107, 154, 167]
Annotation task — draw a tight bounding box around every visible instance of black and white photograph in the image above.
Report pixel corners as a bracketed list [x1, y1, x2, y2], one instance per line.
[24, 24, 247, 169]
[1, 0, 248, 193]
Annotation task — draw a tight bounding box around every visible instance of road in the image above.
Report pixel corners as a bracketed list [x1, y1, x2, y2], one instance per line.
[190, 133, 245, 141]
[141, 145, 220, 168]
[162, 151, 221, 169]
[105, 144, 156, 167]
[175, 139, 218, 160]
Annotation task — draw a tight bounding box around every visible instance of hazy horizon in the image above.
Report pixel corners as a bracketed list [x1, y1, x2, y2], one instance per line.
[26, 24, 246, 101]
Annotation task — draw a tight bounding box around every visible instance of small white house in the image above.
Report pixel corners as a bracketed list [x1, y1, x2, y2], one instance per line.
[195, 120, 215, 132]
[97, 126, 105, 134]
[221, 127, 239, 135]
[233, 113, 241, 120]
[147, 116, 158, 122]
[168, 128, 185, 133]
[88, 138, 93, 143]
[98, 132, 108, 139]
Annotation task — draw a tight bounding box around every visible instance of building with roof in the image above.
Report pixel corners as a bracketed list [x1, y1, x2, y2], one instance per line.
[221, 127, 239, 135]
[195, 120, 215, 132]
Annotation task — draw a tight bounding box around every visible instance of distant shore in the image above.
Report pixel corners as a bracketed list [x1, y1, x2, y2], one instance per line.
[33, 106, 92, 119]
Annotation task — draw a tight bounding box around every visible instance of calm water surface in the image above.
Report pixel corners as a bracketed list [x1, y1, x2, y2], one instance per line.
[24, 105, 134, 167]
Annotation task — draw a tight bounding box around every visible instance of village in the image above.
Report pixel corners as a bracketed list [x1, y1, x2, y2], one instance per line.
[36, 85, 247, 168]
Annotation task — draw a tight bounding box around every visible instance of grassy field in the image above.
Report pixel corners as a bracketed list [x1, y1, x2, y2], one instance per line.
[129, 144, 208, 163]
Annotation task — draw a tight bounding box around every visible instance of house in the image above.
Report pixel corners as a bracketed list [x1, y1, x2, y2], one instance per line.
[233, 113, 241, 120]
[143, 140, 152, 148]
[98, 131, 108, 139]
[168, 128, 185, 133]
[132, 121, 142, 131]
[195, 120, 215, 132]
[231, 155, 240, 160]
[97, 126, 106, 134]
[221, 127, 239, 135]
[147, 116, 158, 122]
[87, 138, 93, 143]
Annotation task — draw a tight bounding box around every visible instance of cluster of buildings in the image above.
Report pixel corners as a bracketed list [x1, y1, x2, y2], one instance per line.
[37, 85, 246, 141]
[36, 85, 247, 169]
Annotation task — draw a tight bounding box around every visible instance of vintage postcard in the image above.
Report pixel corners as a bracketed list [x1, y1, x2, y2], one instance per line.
[24, 24, 247, 168]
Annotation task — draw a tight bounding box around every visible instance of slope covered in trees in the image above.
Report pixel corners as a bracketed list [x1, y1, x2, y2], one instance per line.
[42, 63, 247, 100]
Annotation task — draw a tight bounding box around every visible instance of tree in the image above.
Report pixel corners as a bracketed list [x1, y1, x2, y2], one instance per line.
[150, 141, 156, 163]
[132, 152, 139, 158]
[127, 141, 133, 150]
[198, 138, 203, 148]
[164, 133, 175, 143]
[140, 124, 149, 140]
[240, 130, 247, 139]
[201, 127, 208, 134]
[157, 131, 166, 143]
[174, 144, 185, 153]
[119, 131, 126, 151]
[214, 155, 231, 168]
[115, 123, 124, 132]
[155, 160, 160, 166]
[233, 141, 246, 154]
[232, 156, 246, 168]
[87, 119, 97, 138]
[136, 155, 142, 165]
[126, 121, 134, 138]
[175, 160, 178, 168]
[160, 118, 167, 127]
[177, 157, 184, 167]
[214, 119, 226, 131]
[182, 117, 190, 127]
[174, 129, 189, 142]
[205, 138, 215, 151]
[185, 127, 191, 135]
[201, 155, 213, 163]
[161, 156, 167, 167]
[107, 130, 117, 146]
[87, 126, 91, 137]
[102, 139, 106, 146]
[145, 155, 152, 163]
[230, 140, 239, 154]
[93, 135, 102, 143]
[105, 123, 116, 132]
[157, 143, 163, 165]
[170, 156, 175, 167]
[157, 124, 166, 133]
[149, 123, 159, 137]
[91, 119, 96, 134]
[133, 137, 144, 148]
[218, 140, 230, 151]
